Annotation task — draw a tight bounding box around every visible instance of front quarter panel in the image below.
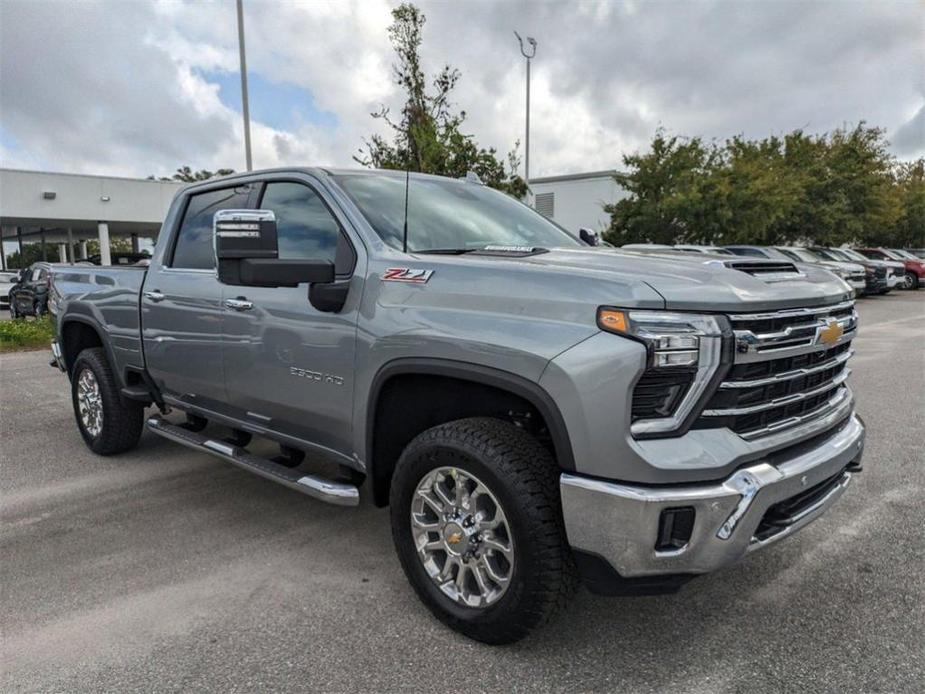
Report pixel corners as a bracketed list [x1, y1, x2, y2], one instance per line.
[351, 255, 665, 465]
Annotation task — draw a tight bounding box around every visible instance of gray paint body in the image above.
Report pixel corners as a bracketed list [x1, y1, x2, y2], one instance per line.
[53, 168, 854, 485]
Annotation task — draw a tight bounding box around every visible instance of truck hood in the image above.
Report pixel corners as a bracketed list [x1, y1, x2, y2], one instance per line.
[414, 247, 853, 312]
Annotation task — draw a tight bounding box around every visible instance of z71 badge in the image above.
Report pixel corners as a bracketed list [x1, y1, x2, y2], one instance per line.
[382, 267, 434, 283]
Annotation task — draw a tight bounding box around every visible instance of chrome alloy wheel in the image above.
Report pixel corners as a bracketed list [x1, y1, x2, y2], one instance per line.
[411, 466, 514, 608]
[77, 368, 103, 438]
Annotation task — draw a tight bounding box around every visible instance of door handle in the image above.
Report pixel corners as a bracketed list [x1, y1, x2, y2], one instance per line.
[144, 290, 166, 303]
[225, 297, 254, 311]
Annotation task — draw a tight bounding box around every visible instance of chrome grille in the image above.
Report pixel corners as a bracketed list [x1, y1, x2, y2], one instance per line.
[697, 300, 857, 439]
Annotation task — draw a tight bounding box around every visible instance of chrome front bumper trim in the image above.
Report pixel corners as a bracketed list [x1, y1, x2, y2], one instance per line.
[561, 414, 864, 578]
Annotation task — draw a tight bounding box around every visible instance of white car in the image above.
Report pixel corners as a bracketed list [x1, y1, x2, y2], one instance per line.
[673, 244, 735, 255]
[0, 270, 20, 310]
[775, 247, 867, 293]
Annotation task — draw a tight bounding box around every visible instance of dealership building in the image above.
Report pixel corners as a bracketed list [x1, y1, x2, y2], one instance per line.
[0, 167, 624, 269]
[0, 168, 182, 269]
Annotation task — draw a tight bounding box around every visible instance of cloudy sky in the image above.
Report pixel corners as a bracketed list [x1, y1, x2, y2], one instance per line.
[1, 0, 922, 180]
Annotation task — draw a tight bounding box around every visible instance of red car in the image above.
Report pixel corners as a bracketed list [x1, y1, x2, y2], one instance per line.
[856, 248, 924, 290]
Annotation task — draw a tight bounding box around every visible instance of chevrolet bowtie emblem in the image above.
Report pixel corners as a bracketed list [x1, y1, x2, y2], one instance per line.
[447, 532, 463, 545]
[819, 320, 844, 345]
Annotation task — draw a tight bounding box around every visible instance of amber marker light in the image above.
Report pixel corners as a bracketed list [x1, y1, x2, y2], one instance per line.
[597, 308, 628, 333]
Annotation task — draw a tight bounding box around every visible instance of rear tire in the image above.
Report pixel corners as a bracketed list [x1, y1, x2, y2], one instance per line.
[71, 347, 145, 455]
[390, 417, 577, 644]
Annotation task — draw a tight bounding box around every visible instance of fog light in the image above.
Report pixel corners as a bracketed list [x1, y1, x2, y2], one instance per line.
[656, 507, 695, 552]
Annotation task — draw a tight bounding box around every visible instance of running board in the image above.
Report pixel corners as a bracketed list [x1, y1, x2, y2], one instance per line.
[146, 416, 359, 507]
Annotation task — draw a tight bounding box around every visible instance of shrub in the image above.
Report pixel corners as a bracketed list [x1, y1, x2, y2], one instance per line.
[0, 315, 56, 352]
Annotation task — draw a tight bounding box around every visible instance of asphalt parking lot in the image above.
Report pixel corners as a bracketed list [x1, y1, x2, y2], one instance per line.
[2, 292, 923, 693]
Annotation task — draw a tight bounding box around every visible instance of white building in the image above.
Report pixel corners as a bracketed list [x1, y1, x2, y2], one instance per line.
[0, 168, 183, 268]
[529, 170, 626, 234]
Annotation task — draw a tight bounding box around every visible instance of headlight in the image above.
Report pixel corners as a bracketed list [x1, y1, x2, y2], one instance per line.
[597, 308, 731, 437]
[833, 268, 850, 278]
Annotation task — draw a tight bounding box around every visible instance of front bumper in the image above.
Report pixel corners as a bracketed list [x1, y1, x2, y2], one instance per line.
[561, 414, 864, 579]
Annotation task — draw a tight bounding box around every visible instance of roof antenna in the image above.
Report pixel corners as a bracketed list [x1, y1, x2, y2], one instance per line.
[402, 168, 411, 253]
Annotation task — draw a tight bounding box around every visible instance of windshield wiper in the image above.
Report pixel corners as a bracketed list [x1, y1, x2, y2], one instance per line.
[412, 248, 480, 255]
[412, 246, 550, 257]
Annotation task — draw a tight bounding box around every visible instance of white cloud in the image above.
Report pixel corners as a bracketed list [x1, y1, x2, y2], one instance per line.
[0, 0, 922, 180]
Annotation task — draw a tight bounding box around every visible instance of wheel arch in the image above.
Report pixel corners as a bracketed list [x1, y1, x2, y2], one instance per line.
[59, 316, 114, 379]
[366, 358, 575, 507]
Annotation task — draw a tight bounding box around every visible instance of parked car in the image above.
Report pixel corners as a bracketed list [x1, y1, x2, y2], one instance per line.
[855, 248, 923, 290]
[673, 244, 735, 255]
[724, 245, 797, 261]
[814, 248, 898, 293]
[84, 252, 152, 266]
[619, 243, 675, 250]
[0, 270, 19, 310]
[50, 168, 864, 644]
[9, 262, 53, 318]
[774, 247, 868, 294]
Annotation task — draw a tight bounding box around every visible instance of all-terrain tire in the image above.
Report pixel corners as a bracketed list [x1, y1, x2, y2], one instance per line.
[389, 417, 578, 644]
[71, 347, 144, 455]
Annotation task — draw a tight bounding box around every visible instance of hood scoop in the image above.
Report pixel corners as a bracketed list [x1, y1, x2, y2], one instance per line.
[724, 260, 803, 281]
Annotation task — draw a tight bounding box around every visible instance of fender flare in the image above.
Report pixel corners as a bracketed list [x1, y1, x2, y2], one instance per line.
[366, 357, 576, 473]
[58, 315, 119, 383]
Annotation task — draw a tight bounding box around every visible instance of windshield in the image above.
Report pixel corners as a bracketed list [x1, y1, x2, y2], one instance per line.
[814, 248, 845, 261]
[891, 249, 915, 260]
[333, 173, 582, 252]
[836, 248, 867, 262]
[783, 247, 822, 262]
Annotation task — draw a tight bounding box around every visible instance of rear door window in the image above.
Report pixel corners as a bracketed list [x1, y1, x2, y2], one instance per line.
[171, 185, 253, 269]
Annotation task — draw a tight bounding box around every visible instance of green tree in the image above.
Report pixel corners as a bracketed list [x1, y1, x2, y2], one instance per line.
[147, 166, 235, 182]
[880, 159, 925, 248]
[602, 131, 719, 245]
[604, 124, 912, 248]
[4, 244, 49, 269]
[356, 3, 526, 197]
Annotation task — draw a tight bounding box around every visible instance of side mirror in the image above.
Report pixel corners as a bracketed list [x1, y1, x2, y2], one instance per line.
[579, 228, 601, 246]
[214, 209, 334, 287]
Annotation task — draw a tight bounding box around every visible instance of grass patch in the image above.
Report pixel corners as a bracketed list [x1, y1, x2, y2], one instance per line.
[0, 315, 56, 353]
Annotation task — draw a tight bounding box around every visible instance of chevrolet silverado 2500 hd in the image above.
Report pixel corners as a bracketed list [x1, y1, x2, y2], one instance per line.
[51, 168, 865, 644]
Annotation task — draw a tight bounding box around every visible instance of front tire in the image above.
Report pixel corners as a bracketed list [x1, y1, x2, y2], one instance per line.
[390, 417, 577, 644]
[71, 347, 144, 455]
[905, 272, 919, 290]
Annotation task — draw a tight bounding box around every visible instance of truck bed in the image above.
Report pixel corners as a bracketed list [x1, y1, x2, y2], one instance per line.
[51, 265, 147, 375]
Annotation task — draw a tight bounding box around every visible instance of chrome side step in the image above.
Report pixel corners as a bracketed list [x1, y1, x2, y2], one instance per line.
[146, 416, 359, 507]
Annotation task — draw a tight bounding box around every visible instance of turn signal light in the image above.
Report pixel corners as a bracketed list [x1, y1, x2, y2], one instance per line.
[597, 308, 628, 333]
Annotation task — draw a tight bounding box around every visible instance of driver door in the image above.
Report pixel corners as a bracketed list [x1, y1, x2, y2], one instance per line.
[221, 176, 361, 457]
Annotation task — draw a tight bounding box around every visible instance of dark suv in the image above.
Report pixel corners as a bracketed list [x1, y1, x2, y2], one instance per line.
[9, 262, 53, 318]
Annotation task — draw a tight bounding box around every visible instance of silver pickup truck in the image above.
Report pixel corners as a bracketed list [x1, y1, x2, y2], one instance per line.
[50, 168, 865, 644]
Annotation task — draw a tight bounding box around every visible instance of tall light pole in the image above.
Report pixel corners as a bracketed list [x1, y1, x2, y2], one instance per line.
[514, 31, 537, 191]
[236, 0, 253, 171]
